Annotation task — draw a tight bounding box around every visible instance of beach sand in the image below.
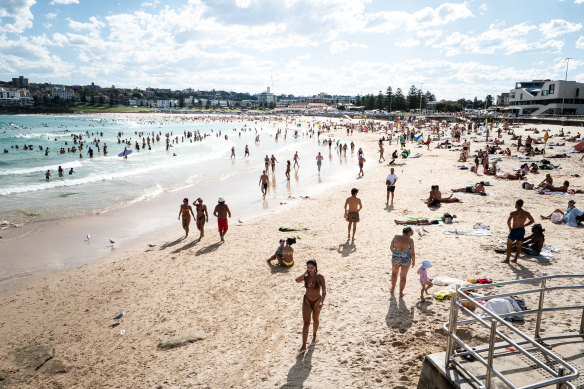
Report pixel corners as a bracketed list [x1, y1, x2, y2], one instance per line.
[0, 117, 583, 388]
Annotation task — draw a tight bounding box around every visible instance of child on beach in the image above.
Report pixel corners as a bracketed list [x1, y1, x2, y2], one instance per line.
[417, 259, 433, 300]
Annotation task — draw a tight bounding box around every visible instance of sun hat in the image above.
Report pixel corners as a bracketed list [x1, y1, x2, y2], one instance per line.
[421, 259, 433, 269]
[218, 197, 225, 203]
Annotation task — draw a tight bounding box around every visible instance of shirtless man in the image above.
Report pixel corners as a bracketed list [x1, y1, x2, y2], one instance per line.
[178, 198, 195, 238]
[496, 224, 544, 256]
[451, 182, 485, 194]
[270, 154, 278, 172]
[503, 199, 534, 263]
[344, 188, 362, 241]
[45, 170, 51, 180]
[213, 197, 231, 242]
[316, 152, 323, 173]
[264, 155, 270, 172]
[293, 151, 300, 168]
[194, 198, 208, 239]
[358, 155, 366, 176]
[542, 180, 569, 193]
[244, 145, 249, 157]
[231, 147, 235, 159]
[259, 170, 269, 198]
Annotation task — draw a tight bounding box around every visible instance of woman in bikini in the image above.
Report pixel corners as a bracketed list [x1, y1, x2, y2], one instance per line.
[194, 198, 208, 239]
[295, 259, 326, 352]
[178, 198, 195, 238]
[390, 227, 415, 297]
[285, 160, 291, 180]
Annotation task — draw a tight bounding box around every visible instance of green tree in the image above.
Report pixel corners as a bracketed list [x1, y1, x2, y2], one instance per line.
[486, 95, 494, 108]
[375, 90, 385, 110]
[393, 88, 407, 111]
[363, 94, 375, 110]
[268, 101, 276, 109]
[385, 86, 393, 112]
[424, 91, 436, 102]
[355, 95, 362, 106]
[407, 84, 420, 111]
[179, 93, 185, 108]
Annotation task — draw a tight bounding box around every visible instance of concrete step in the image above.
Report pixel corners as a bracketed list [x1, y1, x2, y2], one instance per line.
[417, 335, 583, 389]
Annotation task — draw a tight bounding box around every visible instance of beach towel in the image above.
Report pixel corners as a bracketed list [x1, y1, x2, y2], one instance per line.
[278, 225, 309, 232]
[443, 228, 492, 236]
[536, 190, 576, 195]
[520, 245, 559, 260]
[459, 191, 493, 196]
[406, 153, 421, 158]
[414, 133, 423, 142]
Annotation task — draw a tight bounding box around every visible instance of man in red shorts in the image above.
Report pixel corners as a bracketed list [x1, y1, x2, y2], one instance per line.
[213, 197, 231, 242]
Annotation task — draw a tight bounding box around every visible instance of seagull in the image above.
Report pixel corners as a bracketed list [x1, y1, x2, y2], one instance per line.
[147, 243, 156, 248]
[109, 239, 115, 247]
[113, 308, 124, 321]
[422, 227, 429, 233]
[418, 230, 424, 237]
[238, 219, 244, 223]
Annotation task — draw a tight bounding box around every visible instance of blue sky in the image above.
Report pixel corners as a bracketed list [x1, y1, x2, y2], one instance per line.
[1, 0, 583, 100]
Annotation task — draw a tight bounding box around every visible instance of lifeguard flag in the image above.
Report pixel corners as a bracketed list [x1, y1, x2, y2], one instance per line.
[364, 115, 367, 125]
[544, 131, 549, 143]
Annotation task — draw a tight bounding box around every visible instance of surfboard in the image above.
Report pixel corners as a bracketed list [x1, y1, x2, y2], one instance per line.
[118, 150, 133, 157]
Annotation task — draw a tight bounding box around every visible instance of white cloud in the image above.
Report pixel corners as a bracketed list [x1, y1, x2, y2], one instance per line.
[479, 4, 488, 13]
[577, 35, 584, 48]
[329, 40, 366, 53]
[575, 0, 584, 3]
[140, 0, 160, 7]
[46, 12, 57, 20]
[395, 38, 420, 48]
[68, 16, 105, 31]
[49, 0, 79, 4]
[540, 19, 582, 38]
[0, 0, 35, 33]
[235, 0, 253, 8]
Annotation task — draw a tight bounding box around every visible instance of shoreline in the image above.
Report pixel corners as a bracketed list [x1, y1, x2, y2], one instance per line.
[0, 114, 364, 296]
[1, 117, 583, 388]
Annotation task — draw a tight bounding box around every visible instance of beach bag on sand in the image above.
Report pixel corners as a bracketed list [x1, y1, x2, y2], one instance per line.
[522, 182, 535, 190]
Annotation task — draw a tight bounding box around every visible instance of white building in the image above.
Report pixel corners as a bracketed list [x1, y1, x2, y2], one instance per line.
[156, 99, 178, 108]
[0, 88, 21, 105]
[257, 86, 276, 105]
[51, 86, 74, 100]
[507, 79, 584, 116]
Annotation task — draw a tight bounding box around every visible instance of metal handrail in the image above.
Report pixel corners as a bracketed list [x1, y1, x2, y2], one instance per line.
[443, 274, 584, 389]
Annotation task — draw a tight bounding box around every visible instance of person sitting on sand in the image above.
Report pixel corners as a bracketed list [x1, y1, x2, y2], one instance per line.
[417, 259, 433, 300]
[496, 224, 545, 256]
[529, 163, 539, 173]
[394, 219, 439, 225]
[541, 200, 584, 227]
[427, 185, 460, 207]
[295, 259, 326, 352]
[266, 238, 296, 267]
[457, 151, 467, 162]
[542, 180, 569, 192]
[503, 148, 512, 157]
[451, 182, 485, 194]
[390, 227, 415, 297]
[537, 174, 553, 189]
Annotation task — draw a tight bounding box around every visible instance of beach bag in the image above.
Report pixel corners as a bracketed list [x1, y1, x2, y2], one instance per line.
[522, 182, 534, 190]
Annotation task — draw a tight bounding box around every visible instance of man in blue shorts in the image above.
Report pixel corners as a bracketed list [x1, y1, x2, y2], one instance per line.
[503, 199, 534, 263]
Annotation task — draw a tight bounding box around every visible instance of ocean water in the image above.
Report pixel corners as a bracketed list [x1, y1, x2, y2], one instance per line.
[0, 115, 352, 228]
[0, 114, 362, 293]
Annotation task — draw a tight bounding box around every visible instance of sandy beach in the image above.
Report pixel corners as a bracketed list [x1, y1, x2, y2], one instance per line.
[1, 115, 583, 388]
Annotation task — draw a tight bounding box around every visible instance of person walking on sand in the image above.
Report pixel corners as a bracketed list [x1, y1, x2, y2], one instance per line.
[379, 143, 385, 162]
[386, 168, 398, 204]
[503, 199, 534, 263]
[213, 197, 231, 242]
[344, 188, 362, 241]
[285, 160, 291, 180]
[390, 227, 415, 297]
[295, 259, 326, 352]
[194, 198, 208, 239]
[316, 152, 323, 173]
[358, 155, 366, 176]
[417, 259, 433, 300]
[293, 151, 300, 168]
[231, 147, 235, 159]
[244, 145, 249, 157]
[259, 170, 269, 198]
[178, 198, 195, 238]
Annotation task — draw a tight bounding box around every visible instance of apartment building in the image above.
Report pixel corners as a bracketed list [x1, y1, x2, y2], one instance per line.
[507, 79, 584, 115]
